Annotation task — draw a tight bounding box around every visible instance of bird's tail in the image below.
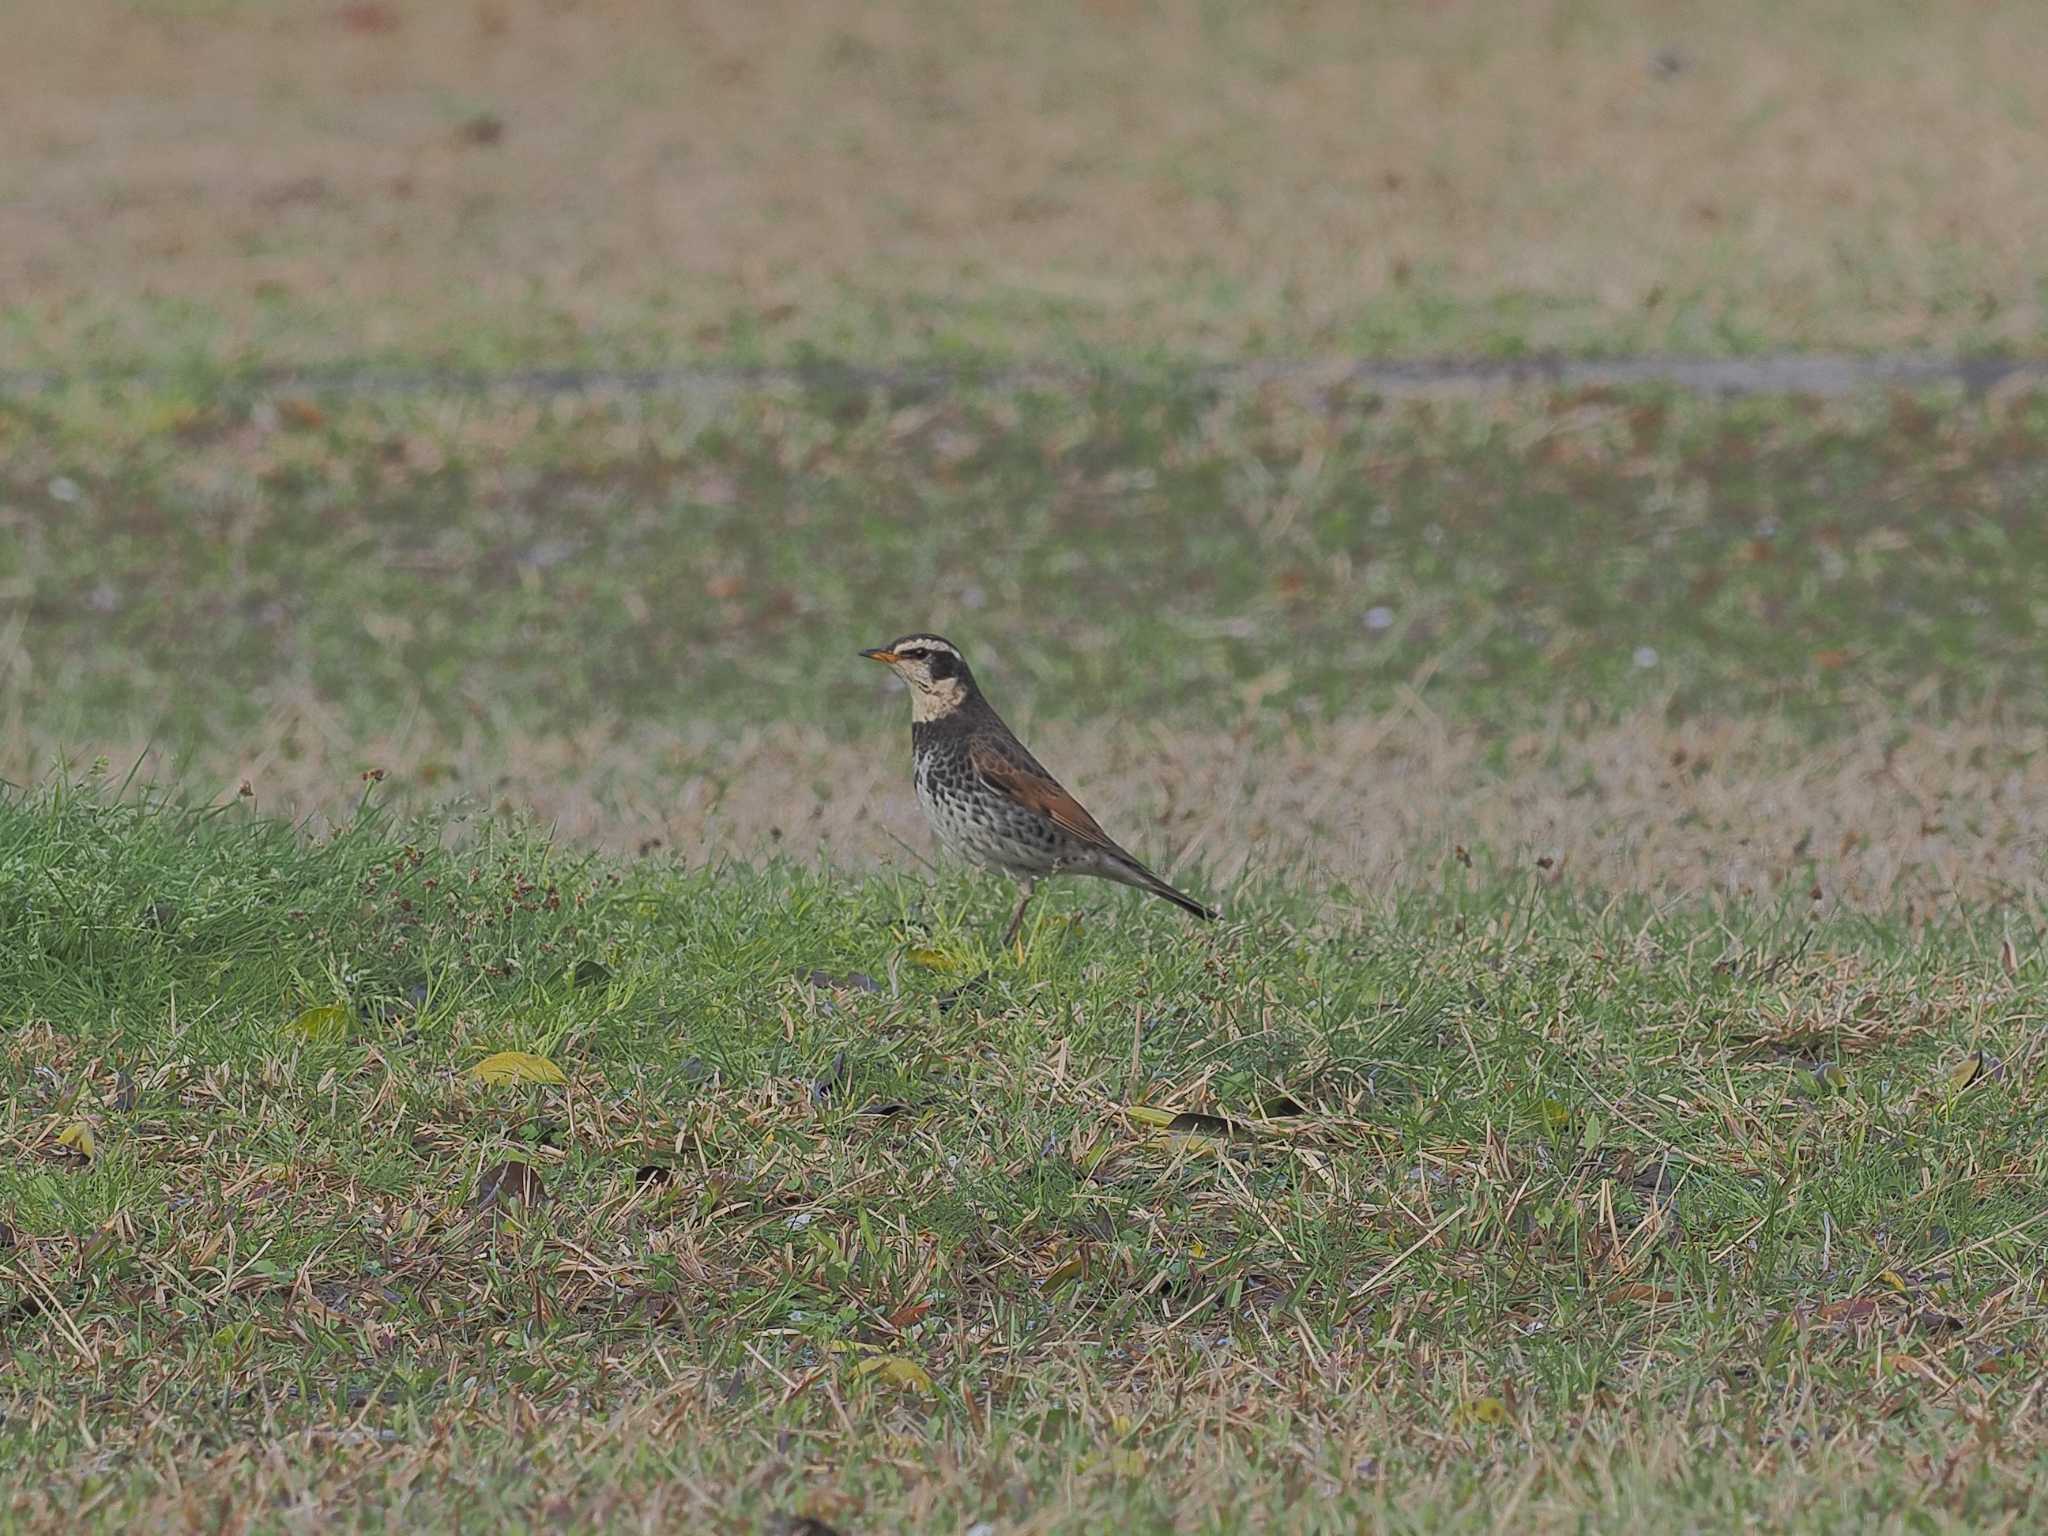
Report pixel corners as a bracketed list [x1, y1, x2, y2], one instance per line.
[1109, 854, 1217, 921]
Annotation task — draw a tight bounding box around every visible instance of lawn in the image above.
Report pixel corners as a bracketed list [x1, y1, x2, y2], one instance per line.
[1, 784, 2043, 1533]
[6, 379, 2047, 860]
[3, 372, 2048, 1529]
[6, 1, 2048, 1529]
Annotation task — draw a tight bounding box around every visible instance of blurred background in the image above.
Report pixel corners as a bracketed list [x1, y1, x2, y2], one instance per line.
[4, 0, 2046, 902]
[9, 0, 2048, 364]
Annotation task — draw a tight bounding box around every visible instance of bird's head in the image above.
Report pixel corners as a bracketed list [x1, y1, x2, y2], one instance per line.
[860, 633, 975, 721]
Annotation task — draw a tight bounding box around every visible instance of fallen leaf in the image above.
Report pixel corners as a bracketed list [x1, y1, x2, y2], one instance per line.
[1458, 1396, 1510, 1427]
[1117, 1106, 1234, 1157]
[906, 946, 966, 973]
[287, 1003, 350, 1044]
[1041, 1251, 1090, 1292]
[1607, 1283, 1677, 1305]
[1166, 1109, 1242, 1138]
[1815, 1296, 1879, 1324]
[1148, 1128, 1227, 1158]
[811, 1051, 849, 1103]
[54, 1121, 95, 1160]
[1947, 1052, 1984, 1092]
[571, 958, 612, 989]
[935, 974, 988, 1013]
[853, 1354, 934, 1394]
[471, 1050, 566, 1087]
[473, 1160, 547, 1212]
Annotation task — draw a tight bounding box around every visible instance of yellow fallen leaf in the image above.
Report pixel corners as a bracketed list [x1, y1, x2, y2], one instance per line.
[1123, 1105, 1177, 1129]
[1147, 1129, 1225, 1158]
[471, 1050, 567, 1087]
[1106, 1448, 1148, 1477]
[1041, 1252, 1090, 1292]
[1947, 1053, 1984, 1092]
[853, 1355, 933, 1393]
[287, 1003, 350, 1043]
[1459, 1396, 1509, 1427]
[1875, 1269, 1909, 1294]
[906, 946, 965, 973]
[55, 1120, 95, 1159]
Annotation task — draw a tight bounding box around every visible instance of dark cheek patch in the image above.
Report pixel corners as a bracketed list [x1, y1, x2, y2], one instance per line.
[926, 651, 958, 680]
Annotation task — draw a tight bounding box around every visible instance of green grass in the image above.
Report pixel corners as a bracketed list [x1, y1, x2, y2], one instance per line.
[11, 4, 2048, 1521]
[3, 784, 2044, 1532]
[6, 381, 2047, 786]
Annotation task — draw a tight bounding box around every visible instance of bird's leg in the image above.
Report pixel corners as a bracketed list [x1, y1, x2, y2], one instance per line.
[1000, 878, 1037, 951]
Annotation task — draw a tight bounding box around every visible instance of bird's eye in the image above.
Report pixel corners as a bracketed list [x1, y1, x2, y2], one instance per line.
[901, 648, 928, 660]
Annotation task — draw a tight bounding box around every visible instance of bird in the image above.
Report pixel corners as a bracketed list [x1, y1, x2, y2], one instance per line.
[860, 633, 1216, 945]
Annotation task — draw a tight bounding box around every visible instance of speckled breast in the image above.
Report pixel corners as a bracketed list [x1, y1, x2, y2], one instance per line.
[912, 740, 1065, 875]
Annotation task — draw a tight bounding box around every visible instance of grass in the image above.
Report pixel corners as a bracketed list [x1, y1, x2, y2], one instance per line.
[8, 2, 2046, 1526]
[7, 380, 2048, 832]
[7, 375, 2047, 1527]
[8, 0, 2048, 370]
[2, 783, 2044, 1532]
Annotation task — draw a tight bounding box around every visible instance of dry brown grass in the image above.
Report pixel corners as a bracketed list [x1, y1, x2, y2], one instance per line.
[9, 0, 2048, 361]
[29, 707, 2048, 917]
[9, 1370, 2041, 1534]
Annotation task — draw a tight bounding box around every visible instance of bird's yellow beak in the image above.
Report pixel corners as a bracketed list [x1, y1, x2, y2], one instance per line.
[860, 647, 899, 664]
